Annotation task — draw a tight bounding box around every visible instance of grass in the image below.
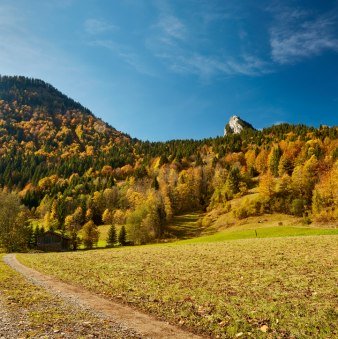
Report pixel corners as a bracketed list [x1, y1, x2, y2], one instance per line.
[180, 225, 338, 244]
[97, 224, 110, 247]
[0, 255, 123, 336]
[166, 212, 204, 239]
[18, 235, 338, 338]
[170, 212, 338, 244]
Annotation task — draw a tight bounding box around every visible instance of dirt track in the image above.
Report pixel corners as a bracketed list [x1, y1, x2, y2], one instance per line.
[3, 254, 202, 339]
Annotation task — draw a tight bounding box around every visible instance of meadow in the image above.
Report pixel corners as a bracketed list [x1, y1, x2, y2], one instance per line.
[0, 255, 130, 337]
[96, 212, 338, 247]
[18, 234, 338, 338]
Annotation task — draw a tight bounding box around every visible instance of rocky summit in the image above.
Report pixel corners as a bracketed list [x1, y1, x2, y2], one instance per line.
[224, 115, 256, 135]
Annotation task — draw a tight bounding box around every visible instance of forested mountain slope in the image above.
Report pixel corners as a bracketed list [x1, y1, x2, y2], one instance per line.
[0, 76, 337, 250]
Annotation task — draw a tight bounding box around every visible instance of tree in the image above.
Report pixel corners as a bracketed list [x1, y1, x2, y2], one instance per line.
[106, 224, 117, 247]
[102, 209, 113, 225]
[82, 220, 99, 249]
[312, 162, 338, 221]
[291, 155, 319, 202]
[268, 146, 282, 177]
[126, 205, 148, 245]
[225, 166, 241, 197]
[255, 149, 269, 174]
[278, 153, 294, 176]
[0, 191, 31, 252]
[259, 171, 275, 200]
[65, 210, 83, 250]
[118, 225, 127, 246]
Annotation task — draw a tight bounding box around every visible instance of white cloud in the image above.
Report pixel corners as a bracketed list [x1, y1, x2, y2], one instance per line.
[157, 15, 187, 41]
[147, 1, 271, 79]
[89, 40, 155, 76]
[270, 10, 338, 64]
[156, 52, 270, 79]
[84, 18, 118, 35]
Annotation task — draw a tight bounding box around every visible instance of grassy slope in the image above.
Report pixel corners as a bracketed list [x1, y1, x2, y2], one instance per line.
[180, 222, 338, 244]
[170, 210, 338, 244]
[165, 212, 205, 239]
[18, 235, 338, 338]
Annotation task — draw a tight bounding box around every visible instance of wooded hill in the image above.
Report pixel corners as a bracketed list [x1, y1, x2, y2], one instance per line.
[0, 76, 337, 250]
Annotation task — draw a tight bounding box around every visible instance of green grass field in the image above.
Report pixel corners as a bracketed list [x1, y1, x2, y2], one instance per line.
[170, 212, 338, 244]
[180, 225, 338, 244]
[18, 235, 338, 338]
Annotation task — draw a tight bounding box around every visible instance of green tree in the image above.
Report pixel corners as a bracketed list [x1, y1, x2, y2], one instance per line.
[225, 166, 241, 197]
[268, 146, 282, 177]
[118, 225, 127, 246]
[106, 224, 117, 247]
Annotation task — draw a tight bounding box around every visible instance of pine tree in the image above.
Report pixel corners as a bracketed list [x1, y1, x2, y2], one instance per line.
[106, 224, 117, 247]
[225, 167, 241, 196]
[118, 225, 127, 246]
[268, 146, 282, 177]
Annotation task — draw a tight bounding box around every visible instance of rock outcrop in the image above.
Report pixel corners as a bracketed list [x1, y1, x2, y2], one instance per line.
[224, 115, 255, 136]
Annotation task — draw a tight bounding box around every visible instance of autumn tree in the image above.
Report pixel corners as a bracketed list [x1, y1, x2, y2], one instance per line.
[312, 162, 338, 221]
[102, 209, 113, 225]
[255, 149, 269, 174]
[291, 155, 319, 202]
[259, 171, 275, 200]
[65, 207, 84, 250]
[82, 220, 99, 249]
[0, 191, 31, 252]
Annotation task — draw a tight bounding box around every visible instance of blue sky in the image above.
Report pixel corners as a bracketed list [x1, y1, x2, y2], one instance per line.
[0, 0, 337, 140]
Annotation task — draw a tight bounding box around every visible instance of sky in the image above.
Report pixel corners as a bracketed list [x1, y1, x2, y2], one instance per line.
[0, 0, 337, 141]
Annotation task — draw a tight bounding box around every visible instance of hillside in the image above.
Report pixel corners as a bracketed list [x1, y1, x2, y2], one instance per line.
[0, 76, 337, 251]
[0, 76, 129, 150]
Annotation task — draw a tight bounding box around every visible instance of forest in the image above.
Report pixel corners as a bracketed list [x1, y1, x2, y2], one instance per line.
[0, 76, 337, 252]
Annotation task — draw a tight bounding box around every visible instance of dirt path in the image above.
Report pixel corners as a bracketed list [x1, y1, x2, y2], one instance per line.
[4, 254, 202, 339]
[0, 297, 18, 338]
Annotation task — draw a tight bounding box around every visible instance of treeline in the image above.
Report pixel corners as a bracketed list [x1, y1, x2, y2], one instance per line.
[4, 124, 336, 249]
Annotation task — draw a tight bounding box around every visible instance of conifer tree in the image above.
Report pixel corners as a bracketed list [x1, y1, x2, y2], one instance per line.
[268, 146, 282, 177]
[106, 224, 117, 247]
[118, 225, 127, 246]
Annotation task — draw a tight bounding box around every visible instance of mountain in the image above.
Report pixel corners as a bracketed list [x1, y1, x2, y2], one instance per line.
[0, 75, 337, 242]
[0, 75, 129, 156]
[224, 115, 256, 135]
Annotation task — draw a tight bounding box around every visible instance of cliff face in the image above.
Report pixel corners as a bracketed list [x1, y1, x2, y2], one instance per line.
[224, 115, 255, 135]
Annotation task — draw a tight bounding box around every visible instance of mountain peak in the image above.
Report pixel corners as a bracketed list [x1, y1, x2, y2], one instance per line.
[224, 115, 255, 136]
